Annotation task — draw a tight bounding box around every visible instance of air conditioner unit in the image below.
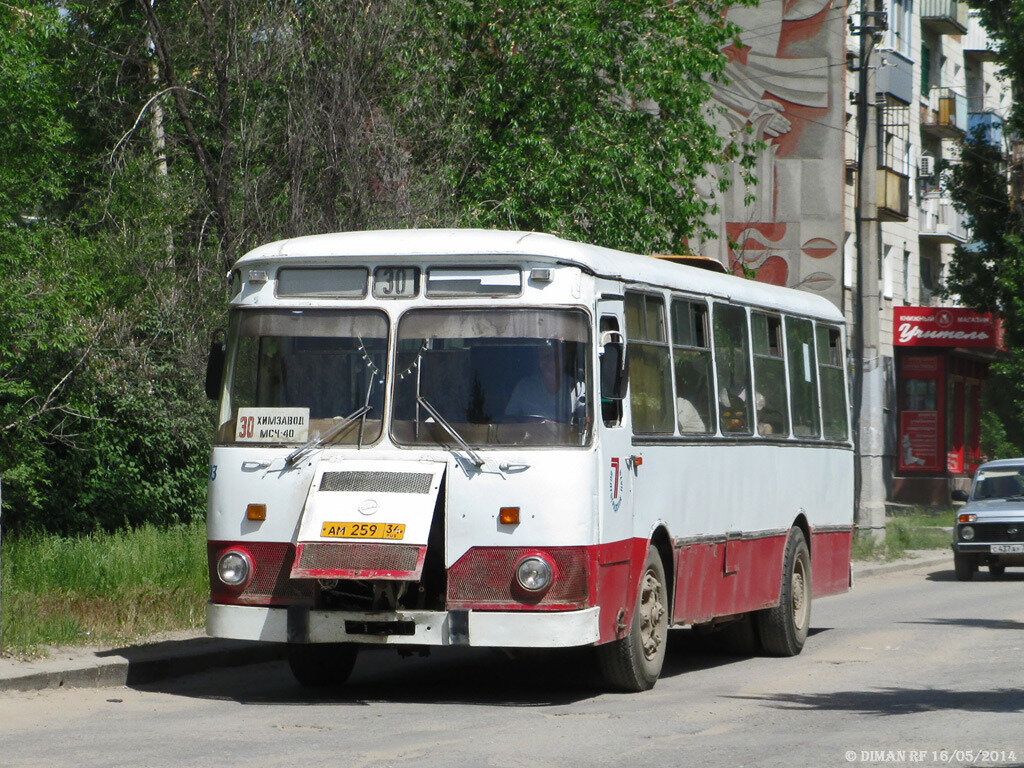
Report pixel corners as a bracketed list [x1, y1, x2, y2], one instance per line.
[919, 154, 936, 177]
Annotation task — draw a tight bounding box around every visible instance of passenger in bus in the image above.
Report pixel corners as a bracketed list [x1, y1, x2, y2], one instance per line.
[675, 357, 711, 433]
[504, 343, 585, 423]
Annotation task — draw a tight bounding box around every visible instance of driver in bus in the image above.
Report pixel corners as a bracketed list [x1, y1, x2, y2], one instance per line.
[504, 342, 586, 423]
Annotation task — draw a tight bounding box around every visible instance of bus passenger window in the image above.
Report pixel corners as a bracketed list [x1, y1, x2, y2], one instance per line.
[624, 292, 674, 434]
[786, 317, 821, 438]
[671, 300, 714, 434]
[751, 312, 790, 437]
[817, 325, 849, 440]
[712, 304, 753, 435]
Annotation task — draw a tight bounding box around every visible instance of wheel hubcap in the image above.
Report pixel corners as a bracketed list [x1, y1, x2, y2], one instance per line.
[639, 568, 665, 660]
[791, 558, 808, 631]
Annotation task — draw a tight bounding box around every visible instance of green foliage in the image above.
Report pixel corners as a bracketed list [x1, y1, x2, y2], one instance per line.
[1, 522, 207, 655]
[443, 0, 748, 253]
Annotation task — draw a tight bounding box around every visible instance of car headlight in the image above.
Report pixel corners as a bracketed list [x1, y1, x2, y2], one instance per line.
[515, 556, 553, 592]
[960, 525, 975, 541]
[217, 549, 253, 586]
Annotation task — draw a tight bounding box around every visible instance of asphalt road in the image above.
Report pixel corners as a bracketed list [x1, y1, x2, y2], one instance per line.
[2, 563, 1023, 768]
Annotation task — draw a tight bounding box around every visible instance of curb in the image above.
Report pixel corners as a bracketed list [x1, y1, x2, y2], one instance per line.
[0, 637, 284, 693]
[852, 551, 951, 580]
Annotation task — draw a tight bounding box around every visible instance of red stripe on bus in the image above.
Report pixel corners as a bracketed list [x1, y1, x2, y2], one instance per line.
[810, 529, 853, 598]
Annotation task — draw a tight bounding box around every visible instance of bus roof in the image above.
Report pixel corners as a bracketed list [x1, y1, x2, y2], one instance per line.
[235, 229, 844, 321]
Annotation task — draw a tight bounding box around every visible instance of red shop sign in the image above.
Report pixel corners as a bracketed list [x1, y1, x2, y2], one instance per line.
[893, 307, 1004, 349]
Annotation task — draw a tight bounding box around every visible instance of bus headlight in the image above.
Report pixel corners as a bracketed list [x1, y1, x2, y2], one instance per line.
[515, 556, 553, 592]
[960, 526, 975, 541]
[217, 549, 253, 587]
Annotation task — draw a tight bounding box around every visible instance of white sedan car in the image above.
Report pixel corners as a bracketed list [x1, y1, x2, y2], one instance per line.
[951, 458, 1024, 580]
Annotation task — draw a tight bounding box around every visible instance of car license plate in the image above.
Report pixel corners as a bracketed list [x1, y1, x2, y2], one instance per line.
[990, 543, 1024, 554]
[320, 522, 406, 540]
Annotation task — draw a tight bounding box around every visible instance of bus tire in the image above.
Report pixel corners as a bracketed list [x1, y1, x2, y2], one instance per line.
[953, 552, 976, 581]
[597, 547, 669, 692]
[756, 528, 811, 657]
[286, 642, 358, 687]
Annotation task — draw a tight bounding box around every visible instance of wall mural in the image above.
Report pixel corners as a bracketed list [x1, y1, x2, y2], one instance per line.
[693, 0, 846, 308]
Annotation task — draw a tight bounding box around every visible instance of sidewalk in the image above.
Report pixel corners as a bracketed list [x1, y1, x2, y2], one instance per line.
[0, 550, 953, 693]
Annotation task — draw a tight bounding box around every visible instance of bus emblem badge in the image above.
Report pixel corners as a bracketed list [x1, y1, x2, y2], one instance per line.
[609, 458, 623, 512]
[357, 499, 379, 516]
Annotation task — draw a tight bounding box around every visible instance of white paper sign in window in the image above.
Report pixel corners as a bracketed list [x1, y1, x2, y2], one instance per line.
[235, 407, 310, 443]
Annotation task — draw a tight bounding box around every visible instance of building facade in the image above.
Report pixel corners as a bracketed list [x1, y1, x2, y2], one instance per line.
[698, 0, 1014, 509]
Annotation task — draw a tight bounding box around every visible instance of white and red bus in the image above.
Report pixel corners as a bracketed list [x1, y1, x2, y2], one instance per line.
[205, 229, 853, 691]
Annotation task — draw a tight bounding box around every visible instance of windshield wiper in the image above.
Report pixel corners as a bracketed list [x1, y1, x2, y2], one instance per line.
[416, 395, 485, 467]
[285, 405, 372, 466]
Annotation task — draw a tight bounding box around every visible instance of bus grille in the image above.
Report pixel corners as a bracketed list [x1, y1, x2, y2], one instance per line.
[319, 471, 434, 494]
[446, 547, 590, 610]
[208, 541, 313, 606]
[295, 542, 422, 573]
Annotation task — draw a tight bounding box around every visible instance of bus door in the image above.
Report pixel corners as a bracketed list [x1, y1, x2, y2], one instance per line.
[594, 298, 639, 638]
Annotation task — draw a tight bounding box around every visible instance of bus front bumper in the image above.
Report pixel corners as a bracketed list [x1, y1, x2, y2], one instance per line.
[207, 603, 600, 648]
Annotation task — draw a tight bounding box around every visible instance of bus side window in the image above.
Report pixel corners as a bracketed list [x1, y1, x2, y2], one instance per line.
[624, 292, 674, 434]
[817, 325, 849, 440]
[786, 317, 821, 438]
[671, 299, 714, 435]
[600, 316, 623, 427]
[712, 303, 754, 435]
[751, 312, 790, 437]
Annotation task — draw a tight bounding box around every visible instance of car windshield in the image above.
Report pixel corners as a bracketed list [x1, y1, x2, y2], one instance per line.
[972, 467, 1024, 500]
[217, 309, 388, 445]
[391, 309, 591, 447]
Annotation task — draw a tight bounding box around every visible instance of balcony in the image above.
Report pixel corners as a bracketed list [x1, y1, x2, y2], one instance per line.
[920, 0, 969, 34]
[964, 10, 999, 60]
[921, 88, 968, 138]
[968, 111, 1004, 149]
[919, 193, 968, 243]
[878, 167, 910, 221]
[876, 50, 914, 105]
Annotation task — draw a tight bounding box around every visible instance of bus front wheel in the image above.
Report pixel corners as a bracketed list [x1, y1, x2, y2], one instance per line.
[597, 547, 669, 692]
[286, 642, 358, 687]
[756, 528, 811, 657]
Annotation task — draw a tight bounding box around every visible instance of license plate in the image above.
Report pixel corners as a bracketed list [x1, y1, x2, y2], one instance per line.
[320, 522, 405, 540]
[990, 543, 1024, 554]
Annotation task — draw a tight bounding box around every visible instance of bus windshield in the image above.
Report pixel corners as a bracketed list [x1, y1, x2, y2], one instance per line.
[218, 309, 388, 444]
[391, 309, 591, 447]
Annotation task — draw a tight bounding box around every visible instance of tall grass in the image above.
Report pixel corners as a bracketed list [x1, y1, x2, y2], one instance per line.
[1, 522, 207, 657]
[851, 517, 952, 562]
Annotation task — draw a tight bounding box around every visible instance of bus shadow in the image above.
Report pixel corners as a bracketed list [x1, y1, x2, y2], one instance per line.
[135, 628, 757, 707]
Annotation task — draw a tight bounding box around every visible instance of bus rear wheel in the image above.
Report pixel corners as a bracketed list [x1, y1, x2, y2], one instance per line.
[286, 642, 358, 687]
[756, 528, 811, 657]
[597, 547, 669, 692]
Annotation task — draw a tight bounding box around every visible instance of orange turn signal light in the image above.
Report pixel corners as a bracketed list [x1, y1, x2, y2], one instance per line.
[958, 513, 976, 523]
[246, 503, 267, 521]
[499, 507, 520, 525]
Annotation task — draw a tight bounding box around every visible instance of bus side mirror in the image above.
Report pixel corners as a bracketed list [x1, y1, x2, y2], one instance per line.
[205, 333, 226, 401]
[600, 330, 628, 400]
[951, 489, 969, 503]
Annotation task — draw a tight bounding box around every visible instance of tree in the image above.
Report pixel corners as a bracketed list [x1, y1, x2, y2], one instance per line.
[443, 0, 749, 254]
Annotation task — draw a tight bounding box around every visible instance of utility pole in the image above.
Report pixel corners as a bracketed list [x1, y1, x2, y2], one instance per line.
[850, 0, 888, 540]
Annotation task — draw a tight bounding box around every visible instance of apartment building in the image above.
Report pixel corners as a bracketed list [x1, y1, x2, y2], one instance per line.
[843, 1, 1012, 504]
